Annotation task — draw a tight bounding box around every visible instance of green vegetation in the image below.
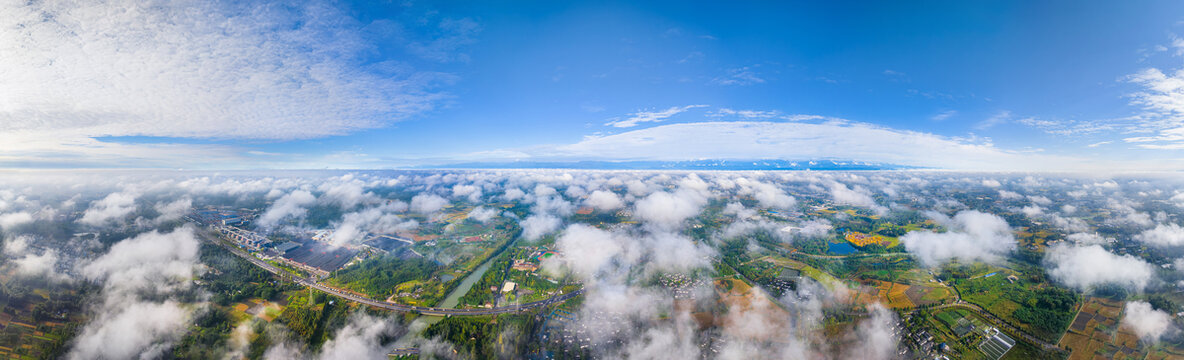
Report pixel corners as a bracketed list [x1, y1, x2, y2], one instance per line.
[276, 291, 351, 349]
[1000, 341, 1067, 360]
[170, 307, 237, 359]
[423, 313, 544, 358]
[200, 243, 299, 306]
[458, 251, 513, 307]
[169, 242, 301, 358]
[326, 256, 440, 299]
[952, 265, 1078, 342]
[1011, 287, 1076, 338]
[0, 278, 83, 360]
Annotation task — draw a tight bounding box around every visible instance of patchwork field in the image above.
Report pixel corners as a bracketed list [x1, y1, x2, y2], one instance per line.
[1058, 297, 1153, 360]
[871, 280, 914, 309]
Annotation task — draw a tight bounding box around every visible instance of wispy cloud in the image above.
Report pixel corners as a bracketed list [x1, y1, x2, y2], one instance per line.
[604, 105, 708, 128]
[560, 120, 1103, 170]
[882, 69, 909, 82]
[709, 108, 784, 120]
[930, 110, 957, 121]
[712, 66, 765, 86]
[0, 0, 463, 162]
[1016, 117, 1114, 136]
[1123, 66, 1184, 148]
[975, 110, 1012, 130]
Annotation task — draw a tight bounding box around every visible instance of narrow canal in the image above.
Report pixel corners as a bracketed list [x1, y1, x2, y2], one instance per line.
[393, 240, 512, 347]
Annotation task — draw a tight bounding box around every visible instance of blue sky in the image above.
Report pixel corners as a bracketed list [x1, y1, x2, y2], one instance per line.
[4, 1, 1184, 170]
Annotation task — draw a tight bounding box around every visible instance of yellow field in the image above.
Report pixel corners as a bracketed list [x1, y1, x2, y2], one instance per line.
[872, 280, 914, 309]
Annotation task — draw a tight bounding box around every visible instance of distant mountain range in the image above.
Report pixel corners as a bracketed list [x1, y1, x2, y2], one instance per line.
[420, 159, 918, 171]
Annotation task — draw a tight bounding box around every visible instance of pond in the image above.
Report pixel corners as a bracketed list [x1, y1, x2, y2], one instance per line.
[827, 242, 860, 255]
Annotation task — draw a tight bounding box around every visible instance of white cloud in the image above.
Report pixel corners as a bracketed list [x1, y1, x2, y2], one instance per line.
[551, 224, 626, 279]
[585, 190, 624, 211]
[0, 211, 34, 230]
[1122, 301, 1175, 343]
[81, 227, 201, 295]
[410, 193, 449, 214]
[3, 235, 63, 280]
[1125, 67, 1184, 149]
[12, 251, 60, 279]
[3, 235, 31, 255]
[467, 206, 499, 223]
[451, 184, 483, 203]
[901, 211, 1016, 266]
[79, 191, 138, 226]
[1044, 244, 1155, 292]
[318, 176, 378, 209]
[549, 224, 713, 283]
[552, 121, 1095, 171]
[633, 188, 708, 230]
[998, 190, 1023, 199]
[69, 300, 191, 360]
[153, 197, 192, 224]
[605, 105, 708, 128]
[736, 178, 796, 210]
[316, 314, 398, 360]
[329, 204, 418, 246]
[845, 303, 900, 360]
[713, 66, 765, 86]
[1135, 223, 1184, 247]
[931, 110, 957, 121]
[711, 108, 784, 119]
[1066, 232, 1111, 245]
[257, 190, 316, 228]
[0, 0, 451, 166]
[797, 219, 834, 238]
[975, 110, 1012, 130]
[70, 227, 201, 360]
[828, 182, 882, 213]
[520, 214, 562, 241]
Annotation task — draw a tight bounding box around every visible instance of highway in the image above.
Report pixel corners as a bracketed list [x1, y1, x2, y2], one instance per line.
[201, 230, 583, 316]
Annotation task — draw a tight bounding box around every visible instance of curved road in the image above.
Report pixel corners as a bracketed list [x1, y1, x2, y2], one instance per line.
[206, 232, 583, 316]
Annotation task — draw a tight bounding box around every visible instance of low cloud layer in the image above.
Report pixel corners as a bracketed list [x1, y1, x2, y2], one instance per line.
[1135, 223, 1184, 247]
[1122, 301, 1175, 342]
[258, 190, 316, 228]
[69, 226, 202, 360]
[901, 211, 1016, 266]
[1044, 244, 1155, 292]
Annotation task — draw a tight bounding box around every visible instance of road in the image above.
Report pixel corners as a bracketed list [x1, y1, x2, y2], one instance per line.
[789, 251, 912, 260]
[203, 231, 583, 316]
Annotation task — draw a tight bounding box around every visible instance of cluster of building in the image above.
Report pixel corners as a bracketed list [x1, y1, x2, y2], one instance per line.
[191, 207, 253, 227]
[190, 208, 361, 278]
[263, 236, 360, 278]
[218, 226, 270, 250]
[658, 273, 708, 300]
[511, 259, 539, 272]
[508, 246, 559, 273]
